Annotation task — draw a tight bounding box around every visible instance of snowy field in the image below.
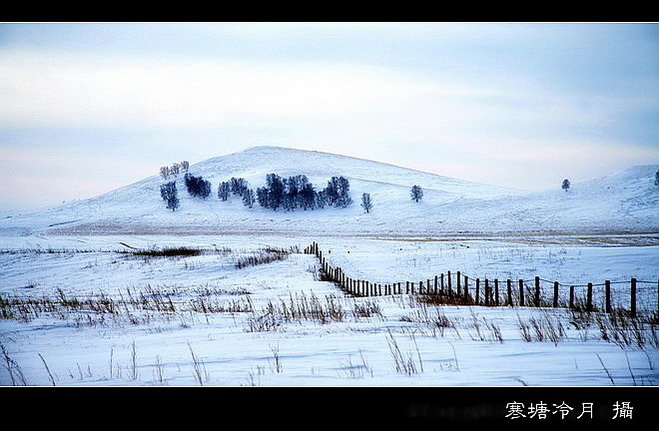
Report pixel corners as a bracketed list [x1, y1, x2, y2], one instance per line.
[1, 148, 657, 387]
[1, 233, 657, 387]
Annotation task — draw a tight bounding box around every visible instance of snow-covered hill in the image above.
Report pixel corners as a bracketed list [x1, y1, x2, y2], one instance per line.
[1, 146, 657, 236]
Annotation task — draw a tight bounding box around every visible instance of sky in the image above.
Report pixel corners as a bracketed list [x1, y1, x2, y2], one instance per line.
[0, 22, 658, 211]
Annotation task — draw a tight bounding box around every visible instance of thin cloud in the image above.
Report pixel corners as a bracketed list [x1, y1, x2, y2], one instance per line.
[0, 49, 494, 129]
[0, 23, 657, 208]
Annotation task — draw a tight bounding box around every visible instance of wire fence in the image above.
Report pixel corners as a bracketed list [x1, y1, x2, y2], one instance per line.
[304, 242, 659, 318]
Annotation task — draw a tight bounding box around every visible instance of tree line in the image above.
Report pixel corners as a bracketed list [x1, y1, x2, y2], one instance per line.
[159, 172, 356, 212]
[160, 165, 659, 212]
[160, 161, 189, 179]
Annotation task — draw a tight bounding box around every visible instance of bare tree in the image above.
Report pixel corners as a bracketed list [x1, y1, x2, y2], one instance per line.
[411, 185, 423, 202]
[361, 193, 373, 213]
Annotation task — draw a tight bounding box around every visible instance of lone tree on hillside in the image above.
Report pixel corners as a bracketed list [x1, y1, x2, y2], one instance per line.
[361, 193, 373, 213]
[411, 185, 423, 202]
[160, 181, 179, 211]
[655, 170, 659, 186]
[562, 179, 571, 192]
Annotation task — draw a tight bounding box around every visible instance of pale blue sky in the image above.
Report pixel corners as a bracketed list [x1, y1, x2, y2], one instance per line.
[1, 23, 658, 210]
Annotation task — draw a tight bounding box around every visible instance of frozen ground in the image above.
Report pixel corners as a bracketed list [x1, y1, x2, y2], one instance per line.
[1, 234, 657, 387]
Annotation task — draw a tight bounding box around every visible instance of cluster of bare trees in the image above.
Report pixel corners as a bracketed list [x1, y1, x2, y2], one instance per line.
[159, 161, 190, 180]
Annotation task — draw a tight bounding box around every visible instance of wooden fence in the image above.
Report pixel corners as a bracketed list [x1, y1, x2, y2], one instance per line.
[303, 241, 658, 317]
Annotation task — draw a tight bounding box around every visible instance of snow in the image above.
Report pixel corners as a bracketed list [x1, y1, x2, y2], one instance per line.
[2, 146, 656, 237]
[0, 147, 657, 387]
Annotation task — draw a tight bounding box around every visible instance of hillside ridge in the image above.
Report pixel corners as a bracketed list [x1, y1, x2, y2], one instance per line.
[1, 146, 657, 237]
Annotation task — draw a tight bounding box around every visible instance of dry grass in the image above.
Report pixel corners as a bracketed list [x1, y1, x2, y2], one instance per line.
[0, 284, 255, 328]
[125, 246, 204, 257]
[245, 292, 346, 332]
[234, 246, 299, 269]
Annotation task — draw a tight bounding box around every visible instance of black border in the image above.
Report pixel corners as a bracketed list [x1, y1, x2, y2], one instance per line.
[2, 386, 656, 425]
[1, 4, 657, 23]
[1, 14, 656, 426]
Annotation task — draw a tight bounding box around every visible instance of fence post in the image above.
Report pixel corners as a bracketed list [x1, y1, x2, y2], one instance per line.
[605, 280, 611, 313]
[441, 273, 445, 294]
[406, 281, 410, 294]
[587, 283, 593, 312]
[534, 276, 541, 307]
[518, 279, 525, 307]
[457, 271, 462, 296]
[464, 275, 469, 301]
[569, 286, 574, 309]
[484, 279, 490, 306]
[434, 276, 438, 294]
[553, 282, 559, 308]
[506, 279, 512, 306]
[630, 278, 636, 317]
[494, 279, 499, 306]
[476, 278, 480, 305]
[411, 282, 415, 295]
[448, 271, 452, 296]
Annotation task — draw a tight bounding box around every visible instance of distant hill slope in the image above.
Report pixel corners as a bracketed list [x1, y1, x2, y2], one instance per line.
[1, 146, 657, 237]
